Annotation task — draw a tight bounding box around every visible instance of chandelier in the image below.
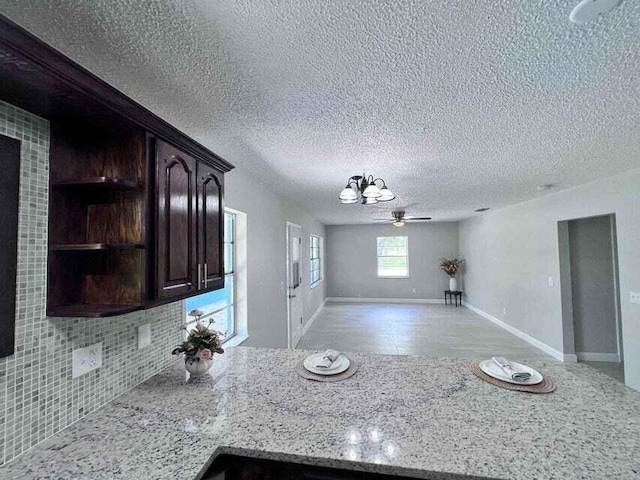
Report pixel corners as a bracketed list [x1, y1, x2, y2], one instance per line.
[338, 173, 395, 205]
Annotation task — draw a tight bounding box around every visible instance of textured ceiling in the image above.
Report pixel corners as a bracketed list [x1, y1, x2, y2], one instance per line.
[1, 0, 639, 224]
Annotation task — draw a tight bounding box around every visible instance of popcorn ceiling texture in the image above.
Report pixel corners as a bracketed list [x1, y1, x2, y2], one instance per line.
[0, 101, 183, 466]
[1, 1, 638, 225]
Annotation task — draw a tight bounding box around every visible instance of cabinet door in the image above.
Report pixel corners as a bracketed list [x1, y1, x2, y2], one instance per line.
[198, 162, 224, 290]
[156, 140, 198, 299]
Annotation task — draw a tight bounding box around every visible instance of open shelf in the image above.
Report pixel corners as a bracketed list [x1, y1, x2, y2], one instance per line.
[53, 176, 142, 192]
[51, 243, 145, 251]
[47, 303, 143, 318]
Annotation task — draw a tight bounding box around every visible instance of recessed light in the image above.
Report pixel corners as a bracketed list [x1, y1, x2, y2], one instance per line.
[537, 184, 554, 191]
[474, 207, 490, 212]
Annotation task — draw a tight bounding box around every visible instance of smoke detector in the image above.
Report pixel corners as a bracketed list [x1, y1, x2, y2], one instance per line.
[570, 0, 622, 24]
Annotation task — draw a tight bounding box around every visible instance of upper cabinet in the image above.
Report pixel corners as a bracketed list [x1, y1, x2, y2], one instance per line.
[155, 139, 199, 299]
[198, 162, 225, 290]
[0, 14, 234, 317]
[154, 139, 225, 300]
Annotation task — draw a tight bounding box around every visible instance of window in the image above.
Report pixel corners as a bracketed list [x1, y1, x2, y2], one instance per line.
[185, 212, 237, 341]
[377, 236, 409, 278]
[310, 235, 323, 287]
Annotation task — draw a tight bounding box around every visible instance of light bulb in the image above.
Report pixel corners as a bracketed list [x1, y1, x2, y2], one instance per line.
[393, 220, 405, 227]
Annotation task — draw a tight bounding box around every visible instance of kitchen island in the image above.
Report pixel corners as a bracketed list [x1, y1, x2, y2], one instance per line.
[1, 347, 639, 479]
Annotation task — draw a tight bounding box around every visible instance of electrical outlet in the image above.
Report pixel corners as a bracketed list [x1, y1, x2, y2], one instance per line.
[548, 276, 554, 287]
[630, 292, 640, 305]
[137, 324, 151, 349]
[412, 288, 417, 293]
[72, 342, 102, 379]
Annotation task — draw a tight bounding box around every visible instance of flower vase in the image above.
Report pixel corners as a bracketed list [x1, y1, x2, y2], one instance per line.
[449, 277, 457, 292]
[184, 358, 213, 377]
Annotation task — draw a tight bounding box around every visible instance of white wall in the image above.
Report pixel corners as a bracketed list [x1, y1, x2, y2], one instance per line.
[326, 222, 459, 300]
[459, 168, 640, 391]
[224, 168, 326, 348]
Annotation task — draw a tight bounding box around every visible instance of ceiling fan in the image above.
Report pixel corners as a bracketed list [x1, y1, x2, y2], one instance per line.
[374, 210, 432, 228]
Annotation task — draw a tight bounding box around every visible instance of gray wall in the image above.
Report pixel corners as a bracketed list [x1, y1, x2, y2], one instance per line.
[326, 222, 458, 300]
[568, 215, 618, 355]
[459, 168, 640, 391]
[225, 168, 326, 348]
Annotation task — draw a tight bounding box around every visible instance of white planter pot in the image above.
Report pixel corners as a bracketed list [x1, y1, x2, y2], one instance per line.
[184, 358, 213, 377]
[449, 277, 457, 292]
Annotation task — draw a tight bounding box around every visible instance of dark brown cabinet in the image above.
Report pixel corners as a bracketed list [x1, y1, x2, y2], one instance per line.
[198, 162, 225, 291]
[155, 140, 198, 299]
[154, 139, 225, 302]
[0, 15, 234, 317]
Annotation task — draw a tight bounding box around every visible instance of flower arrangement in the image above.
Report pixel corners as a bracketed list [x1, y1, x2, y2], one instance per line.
[172, 310, 225, 365]
[440, 258, 464, 277]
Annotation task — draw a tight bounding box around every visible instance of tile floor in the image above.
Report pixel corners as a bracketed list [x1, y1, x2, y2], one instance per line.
[296, 302, 553, 361]
[582, 361, 625, 383]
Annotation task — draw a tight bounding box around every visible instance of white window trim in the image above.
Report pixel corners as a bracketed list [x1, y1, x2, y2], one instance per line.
[185, 210, 238, 344]
[310, 234, 324, 288]
[376, 236, 410, 279]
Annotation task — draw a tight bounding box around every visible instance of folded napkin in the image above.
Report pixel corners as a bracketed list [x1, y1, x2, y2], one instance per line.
[492, 356, 531, 382]
[315, 349, 341, 368]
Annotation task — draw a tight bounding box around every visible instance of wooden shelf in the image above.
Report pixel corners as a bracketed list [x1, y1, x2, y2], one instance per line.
[48, 303, 143, 318]
[53, 177, 142, 192]
[50, 243, 145, 251]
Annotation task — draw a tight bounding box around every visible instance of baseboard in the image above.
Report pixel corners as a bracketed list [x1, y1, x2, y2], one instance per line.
[576, 352, 621, 362]
[326, 297, 445, 304]
[296, 299, 328, 348]
[463, 302, 566, 362]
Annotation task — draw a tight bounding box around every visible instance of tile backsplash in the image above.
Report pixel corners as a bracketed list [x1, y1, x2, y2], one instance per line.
[0, 101, 182, 465]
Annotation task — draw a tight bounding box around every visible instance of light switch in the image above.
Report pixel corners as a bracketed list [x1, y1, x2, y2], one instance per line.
[72, 342, 102, 379]
[630, 292, 640, 305]
[138, 324, 151, 349]
[548, 276, 554, 287]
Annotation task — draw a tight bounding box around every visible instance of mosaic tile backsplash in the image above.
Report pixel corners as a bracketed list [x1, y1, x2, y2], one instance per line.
[0, 101, 183, 466]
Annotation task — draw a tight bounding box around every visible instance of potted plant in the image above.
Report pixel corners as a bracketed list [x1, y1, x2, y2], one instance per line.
[172, 312, 225, 377]
[440, 258, 464, 291]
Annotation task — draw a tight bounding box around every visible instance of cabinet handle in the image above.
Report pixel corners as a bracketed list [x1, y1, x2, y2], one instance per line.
[197, 263, 202, 289]
[204, 263, 208, 288]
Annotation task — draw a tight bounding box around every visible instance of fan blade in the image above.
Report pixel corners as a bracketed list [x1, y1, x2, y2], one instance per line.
[405, 217, 432, 221]
[372, 218, 393, 221]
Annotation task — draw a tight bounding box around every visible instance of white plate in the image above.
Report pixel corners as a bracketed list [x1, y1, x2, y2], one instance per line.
[479, 359, 543, 385]
[303, 354, 350, 375]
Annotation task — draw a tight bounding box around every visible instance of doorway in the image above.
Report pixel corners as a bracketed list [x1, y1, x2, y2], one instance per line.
[286, 222, 304, 348]
[559, 214, 623, 382]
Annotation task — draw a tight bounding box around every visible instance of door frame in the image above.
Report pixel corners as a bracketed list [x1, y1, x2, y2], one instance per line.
[558, 213, 623, 365]
[285, 221, 303, 349]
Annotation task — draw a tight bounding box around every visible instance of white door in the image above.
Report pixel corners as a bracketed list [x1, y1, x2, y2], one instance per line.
[286, 223, 304, 348]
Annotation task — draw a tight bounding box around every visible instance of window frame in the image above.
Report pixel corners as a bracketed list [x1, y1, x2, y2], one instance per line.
[376, 236, 410, 279]
[185, 211, 237, 343]
[310, 234, 323, 288]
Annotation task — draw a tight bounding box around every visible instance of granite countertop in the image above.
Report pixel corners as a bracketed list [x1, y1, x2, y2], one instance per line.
[2, 347, 640, 480]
